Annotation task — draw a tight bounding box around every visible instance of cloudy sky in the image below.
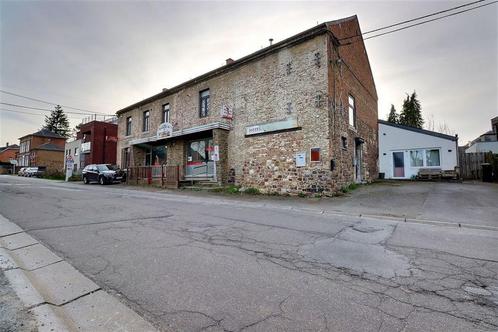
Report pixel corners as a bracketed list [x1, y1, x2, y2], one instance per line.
[1, 0, 496, 146]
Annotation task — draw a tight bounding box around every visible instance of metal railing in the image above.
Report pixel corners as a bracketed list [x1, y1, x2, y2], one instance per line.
[125, 165, 180, 188]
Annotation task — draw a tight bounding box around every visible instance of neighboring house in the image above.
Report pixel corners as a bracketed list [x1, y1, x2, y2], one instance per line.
[64, 139, 82, 174]
[116, 16, 378, 195]
[0, 143, 19, 174]
[76, 119, 118, 168]
[17, 129, 66, 172]
[465, 117, 498, 153]
[378, 120, 458, 179]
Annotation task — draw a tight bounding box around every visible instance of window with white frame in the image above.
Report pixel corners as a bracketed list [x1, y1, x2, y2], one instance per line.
[426, 149, 440, 166]
[162, 104, 170, 123]
[348, 94, 356, 128]
[143, 111, 150, 132]
[410, 150, 424, 167]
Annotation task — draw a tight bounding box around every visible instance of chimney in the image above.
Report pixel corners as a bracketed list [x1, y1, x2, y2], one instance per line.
[225, 58, 235, 65]
[269, 38, 274, 46]
[162, 88, 168, 92]
[6, 142, 8, 146]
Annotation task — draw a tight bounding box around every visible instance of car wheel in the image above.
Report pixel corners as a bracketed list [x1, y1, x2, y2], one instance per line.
[83, 176, 89, 184]
[99, 176, 106, 185]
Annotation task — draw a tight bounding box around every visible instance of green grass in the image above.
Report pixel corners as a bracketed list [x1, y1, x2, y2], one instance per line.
[243, 187, 260, 195]
[340, 182, 360, 193]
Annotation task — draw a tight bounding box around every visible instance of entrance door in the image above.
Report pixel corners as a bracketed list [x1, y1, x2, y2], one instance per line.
[186, 138, 214, 177]
[393, 152, 405, 178]
[354, 141, 363, 183]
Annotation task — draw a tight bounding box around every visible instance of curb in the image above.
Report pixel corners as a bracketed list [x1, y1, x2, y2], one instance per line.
[0, 214, 158, 332]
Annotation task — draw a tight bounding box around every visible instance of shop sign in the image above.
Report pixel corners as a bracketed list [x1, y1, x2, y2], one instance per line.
[295, 152, 306, 167]
[220, 104, 233, 119]
[245, 118, 298, 136]
[157, 122, 173, 139]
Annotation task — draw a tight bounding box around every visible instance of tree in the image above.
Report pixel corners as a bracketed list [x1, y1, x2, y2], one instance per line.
[399, 91, 423, 128]
[44, 105, 70, 138]
[387, 104, 399, 124]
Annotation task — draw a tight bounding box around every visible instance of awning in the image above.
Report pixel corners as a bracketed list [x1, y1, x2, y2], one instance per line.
[129, 122, 231, 146]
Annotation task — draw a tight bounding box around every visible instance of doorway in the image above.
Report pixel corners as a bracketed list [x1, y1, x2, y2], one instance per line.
[354, 140, 363, 183]
[393, 152, 405, 178]
[186, 138, 214, 177]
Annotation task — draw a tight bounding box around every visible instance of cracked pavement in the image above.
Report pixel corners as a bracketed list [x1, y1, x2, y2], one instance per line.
[0, 176, 497, 331]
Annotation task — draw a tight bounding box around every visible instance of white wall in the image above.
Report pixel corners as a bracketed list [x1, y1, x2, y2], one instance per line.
[379, 123, 458, 179]
[64, 139, 82, 174]
[465, 141, 498, 153]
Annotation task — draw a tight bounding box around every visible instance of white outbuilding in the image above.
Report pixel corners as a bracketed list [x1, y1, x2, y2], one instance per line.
[378, 120, 458, 179]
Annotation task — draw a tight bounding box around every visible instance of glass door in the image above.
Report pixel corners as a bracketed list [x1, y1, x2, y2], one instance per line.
[186, 138, 214, 177]
[393, 152, 405, 178]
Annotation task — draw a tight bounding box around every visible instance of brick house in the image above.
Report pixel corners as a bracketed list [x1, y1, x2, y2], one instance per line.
[18, 129, 65, 172]
[116, 16, 378, 195]
[75, 120, 118, 169]
[0, 143, 19, 174]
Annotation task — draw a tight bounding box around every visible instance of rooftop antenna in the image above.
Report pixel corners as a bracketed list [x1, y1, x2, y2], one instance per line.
[269, 38, 274, 46]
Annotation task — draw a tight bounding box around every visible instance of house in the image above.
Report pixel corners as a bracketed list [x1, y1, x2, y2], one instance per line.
[378, 120, 458, 179]
[116, 16, 378, 195]
[0, 143, 19, 174]
[76, 119, 118, 169]
[465, 116, 498, 153]
[64, 139, 82, 174]
[17, 129, 66, 172]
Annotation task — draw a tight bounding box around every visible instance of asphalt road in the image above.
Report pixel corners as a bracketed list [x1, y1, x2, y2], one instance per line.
[0, 175, 497, 331]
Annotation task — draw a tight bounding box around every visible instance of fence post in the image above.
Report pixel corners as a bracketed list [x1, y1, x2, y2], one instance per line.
[161, 165, 164, 187]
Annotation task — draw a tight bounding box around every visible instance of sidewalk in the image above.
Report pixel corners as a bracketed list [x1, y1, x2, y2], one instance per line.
[0, 213, 158, 332]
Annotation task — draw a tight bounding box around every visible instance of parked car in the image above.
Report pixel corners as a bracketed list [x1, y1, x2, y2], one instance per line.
[82, 164, 125, 185]
[23, 166, 46, 177]
[17, 167, 27, 176]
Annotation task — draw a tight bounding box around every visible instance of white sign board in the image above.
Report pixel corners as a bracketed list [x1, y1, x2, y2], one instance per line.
[295, 152, 306, 167]
[81, 142, 91, 153]
[245, 118, 298, 136]
[211, 145, 220, 161]
[65, 157, 74, 181]
[157, 122, 173, 139]
[220, 104, 233, 119]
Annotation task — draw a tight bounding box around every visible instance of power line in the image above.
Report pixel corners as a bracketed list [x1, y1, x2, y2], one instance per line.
[363, 0, 487, 35]
[0, 89, 109, 115]
[0, 108, 83, 119]
[339, 0, 497, 42]
[0, 102, 107, 116]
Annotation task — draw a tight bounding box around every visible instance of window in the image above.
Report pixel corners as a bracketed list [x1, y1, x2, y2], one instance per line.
[126, 116, 132, 136]
[74, 147, 79, 156]
[341, 137, 348, 150]
[162, 104, 170, 123]
[199, 89, 210, 118]
[311, 147, 321, 162]
[426, 149, 440, 167]
[348, 94, 356, 128]
[410, 150, 424, 167]
[143, 111, 150, 132]
[122, 148, 130, 168]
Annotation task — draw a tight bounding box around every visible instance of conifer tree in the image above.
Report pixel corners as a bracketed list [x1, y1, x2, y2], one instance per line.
[44, 105, 70, 138]
[399, 91, 423, 128]
[387, 104, 399, 124]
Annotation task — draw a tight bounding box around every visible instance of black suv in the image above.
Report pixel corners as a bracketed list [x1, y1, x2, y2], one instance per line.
[82, 164, 125, 185]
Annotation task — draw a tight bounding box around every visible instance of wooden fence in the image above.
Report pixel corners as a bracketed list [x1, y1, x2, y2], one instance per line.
[458, 151, 487, 179]
[126, 165, 180, 188]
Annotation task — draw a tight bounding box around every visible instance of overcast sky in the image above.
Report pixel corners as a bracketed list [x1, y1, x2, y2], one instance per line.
[1, 0, 497, 146]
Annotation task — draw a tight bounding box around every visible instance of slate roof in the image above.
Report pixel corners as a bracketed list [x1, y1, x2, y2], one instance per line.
[19, 129, 65, 140]
[0, 144, 19, 152]
[378, 120, 457, 141]
[33, 143, 65, 152]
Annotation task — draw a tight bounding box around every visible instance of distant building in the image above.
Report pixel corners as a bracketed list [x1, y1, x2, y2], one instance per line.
[17, 129, 66, 172]
[64, 139, 82, 174]
[0, 143, 19, 174]
[465, 117, 498, 153]
[378, 120, 458, 179]
[116, 16, 379, 195]
[75, 120, 118, 168]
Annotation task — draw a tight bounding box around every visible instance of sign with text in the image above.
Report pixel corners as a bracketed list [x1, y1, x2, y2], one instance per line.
[211, 145, 220, 161]
[245, 118, 298, 136]
[157, 122, 173, 139]
[81, 142, 91, 153]
[295, 152, 306, 167]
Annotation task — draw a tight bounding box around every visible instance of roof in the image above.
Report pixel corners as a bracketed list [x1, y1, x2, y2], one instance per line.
[33, 143, 65, 152]
[378, 120, 457, 141]
[0, 144, 19, 152]
[116, 17, 361, 115]
[19, 129, 65, 140]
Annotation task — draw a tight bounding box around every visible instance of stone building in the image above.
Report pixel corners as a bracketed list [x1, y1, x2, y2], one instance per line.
[116, 16, 378, 195]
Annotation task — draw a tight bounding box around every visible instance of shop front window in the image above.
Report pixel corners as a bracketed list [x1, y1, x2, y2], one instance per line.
[186, 138, 214, 176]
